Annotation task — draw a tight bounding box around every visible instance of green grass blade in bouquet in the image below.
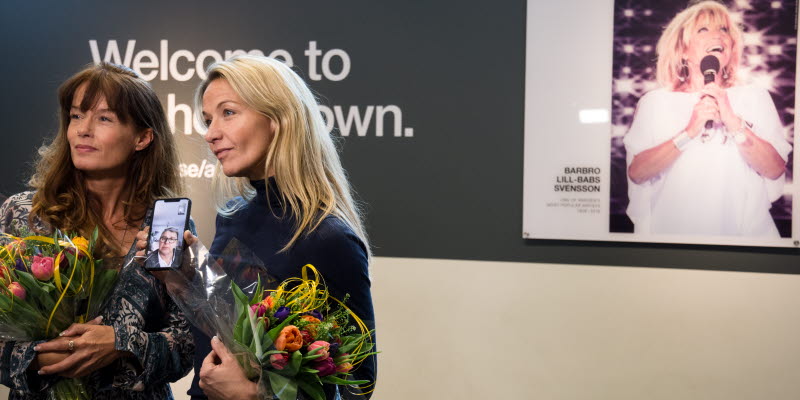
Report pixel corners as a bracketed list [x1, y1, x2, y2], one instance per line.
[0, 228, 116, 399]
[59, 227, 118, 323]
[224, 264, 377, 400]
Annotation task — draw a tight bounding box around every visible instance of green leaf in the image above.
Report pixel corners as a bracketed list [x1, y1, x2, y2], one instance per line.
[0, 295, 10, 309]
[256, 319, 265, 341]
[233, 310, 246, 344]
[14, 271, 51, 311]
[232, 338, 249, 355]
[230, 281, 251, 309]
[267, 314, 299, 342]
[241, 316, 253, 347]
[91, 227, 99, 247]
[266, 370, 298, 400]
[276, 350, 303, 377]
[302, 347, 325, 362]
[338, 336, 361, 355]
[52, 231, 61, 250]
[297, 375, 326, 400]
[231, 282, 252, 345]
[63, 253, 82, 293]
[250, 275, 263, 306]
[288, 350, 303, 376]
[320, 375, 370, 385]
[261, 326, 274, 353]
[250, 315, 265, 358]
[86, 269, 118, 318]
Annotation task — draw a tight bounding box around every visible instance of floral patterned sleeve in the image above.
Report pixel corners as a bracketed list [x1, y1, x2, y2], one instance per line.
[102, 263, 194, 392]
[0, 192, 59, 395]
[0, 192, 39, 237]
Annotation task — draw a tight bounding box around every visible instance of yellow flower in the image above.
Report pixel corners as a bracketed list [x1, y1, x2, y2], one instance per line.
[71, 237, 90, 254]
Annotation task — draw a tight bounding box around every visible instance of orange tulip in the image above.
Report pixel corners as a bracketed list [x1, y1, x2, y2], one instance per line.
[261, 295, 275, 310]
[274, 325, 303, 352]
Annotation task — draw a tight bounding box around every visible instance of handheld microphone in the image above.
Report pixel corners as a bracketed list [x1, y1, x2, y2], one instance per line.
[700, 55, 720, 130]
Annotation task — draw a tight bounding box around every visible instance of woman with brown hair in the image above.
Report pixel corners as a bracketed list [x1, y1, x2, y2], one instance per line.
[0, 63, 193, 398]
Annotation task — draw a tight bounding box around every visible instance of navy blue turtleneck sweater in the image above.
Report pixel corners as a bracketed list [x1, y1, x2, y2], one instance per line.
[189, 179, 376, 399]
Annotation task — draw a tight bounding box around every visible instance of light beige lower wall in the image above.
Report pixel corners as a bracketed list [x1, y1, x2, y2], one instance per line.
[4, 257, 799, 400]
[366, 257, 800, 400]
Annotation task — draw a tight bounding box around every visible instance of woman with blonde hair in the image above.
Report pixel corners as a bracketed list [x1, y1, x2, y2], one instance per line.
[183, 55, 375, 399]
[624, 0, 791, 236]
[0, 63, 193, 399]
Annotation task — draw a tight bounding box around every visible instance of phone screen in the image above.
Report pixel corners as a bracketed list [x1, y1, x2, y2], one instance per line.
[145, 198, 191, 270]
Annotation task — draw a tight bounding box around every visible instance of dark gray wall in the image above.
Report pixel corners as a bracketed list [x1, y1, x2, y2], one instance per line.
[1, 0, 796, 273]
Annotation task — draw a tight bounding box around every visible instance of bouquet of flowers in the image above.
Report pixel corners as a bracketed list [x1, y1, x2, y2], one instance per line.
[0, 229, 118, 399]
[228, 265, 375, 400]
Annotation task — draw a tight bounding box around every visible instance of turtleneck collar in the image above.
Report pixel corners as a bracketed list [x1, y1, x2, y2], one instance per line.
[250, 177, 284, 208]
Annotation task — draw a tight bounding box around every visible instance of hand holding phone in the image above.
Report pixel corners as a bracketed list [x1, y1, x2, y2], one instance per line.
[144, 198, 191, 270]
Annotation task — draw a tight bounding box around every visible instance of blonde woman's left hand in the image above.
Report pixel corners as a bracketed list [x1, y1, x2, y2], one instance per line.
[199, 336, 259, 400]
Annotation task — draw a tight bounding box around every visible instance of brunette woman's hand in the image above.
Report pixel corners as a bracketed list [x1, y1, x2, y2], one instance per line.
[32, 336, 71, 370]
[34, 318, 125, 378]
[31, 316, 103, 371]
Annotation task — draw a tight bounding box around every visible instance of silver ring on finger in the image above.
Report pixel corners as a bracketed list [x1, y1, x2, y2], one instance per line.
[68, 340, 75, 352]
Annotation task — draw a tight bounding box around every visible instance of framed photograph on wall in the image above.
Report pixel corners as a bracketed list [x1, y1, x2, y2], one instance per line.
[523, 0, 799, 248]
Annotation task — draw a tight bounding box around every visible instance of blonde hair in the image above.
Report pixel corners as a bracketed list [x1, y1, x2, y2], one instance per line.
[656, 0, 743, 90]
[195, 55, 370, 255]
[29, 63, 182, 257]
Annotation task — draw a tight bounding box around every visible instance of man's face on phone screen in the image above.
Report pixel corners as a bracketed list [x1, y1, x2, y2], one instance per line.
[159, 231, 178, 256]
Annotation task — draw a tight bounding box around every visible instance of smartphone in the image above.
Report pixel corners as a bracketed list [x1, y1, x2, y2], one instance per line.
[144, 198, 191, 270]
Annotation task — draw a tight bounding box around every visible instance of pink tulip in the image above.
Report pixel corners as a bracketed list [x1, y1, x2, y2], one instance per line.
[8, 282, 25, 300]
[250, 303, 268, 318]
[307, 341, 330, 360]
[31, 256, 54, 281]
[269, 353, 289, 370]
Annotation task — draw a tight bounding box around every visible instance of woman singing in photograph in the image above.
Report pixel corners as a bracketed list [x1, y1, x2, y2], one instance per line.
[624, 0, 792, 236]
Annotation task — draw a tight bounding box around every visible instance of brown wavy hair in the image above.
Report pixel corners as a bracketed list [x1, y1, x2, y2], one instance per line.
[29, 63, 182, 257]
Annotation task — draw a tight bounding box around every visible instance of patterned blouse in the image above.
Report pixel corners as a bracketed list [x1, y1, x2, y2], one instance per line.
[0, 192, 194, 399]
